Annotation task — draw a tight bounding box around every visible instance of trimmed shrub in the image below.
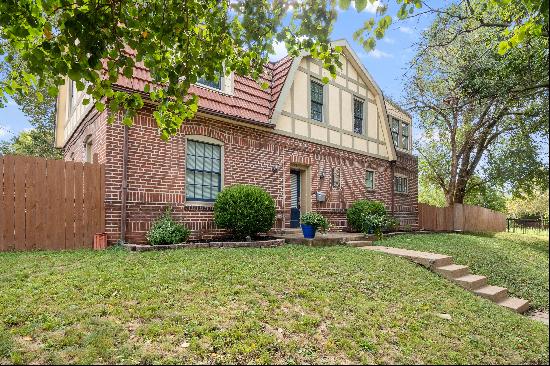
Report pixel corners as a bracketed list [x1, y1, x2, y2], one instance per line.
[146, 208, 190, 245]
[347, 199, 387, 232]
[347, 199, 398, 238]
[214, 184, 276, 239]
[300, 212, 330, 232]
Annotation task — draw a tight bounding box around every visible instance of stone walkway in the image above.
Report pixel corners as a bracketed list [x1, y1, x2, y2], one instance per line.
[360, 245, 530, 313]
[529, 311, 549, 325]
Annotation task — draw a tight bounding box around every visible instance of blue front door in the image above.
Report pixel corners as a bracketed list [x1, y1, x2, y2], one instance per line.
[290, 170, 301, 228]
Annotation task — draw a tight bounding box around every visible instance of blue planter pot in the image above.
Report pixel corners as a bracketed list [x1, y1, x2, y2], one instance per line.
[301, 224, 317, 239]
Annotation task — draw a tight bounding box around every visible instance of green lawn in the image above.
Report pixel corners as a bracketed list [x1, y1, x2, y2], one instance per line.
[382, 232, 549, 311]
[0, 243, 548, 364]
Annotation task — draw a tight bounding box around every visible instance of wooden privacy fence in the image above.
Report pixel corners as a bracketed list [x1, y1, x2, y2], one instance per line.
[418, 203, 506, 233]
[0, 155, 105, 251]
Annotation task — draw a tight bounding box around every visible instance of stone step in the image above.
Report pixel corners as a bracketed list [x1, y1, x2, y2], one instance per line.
[346, 240, 373, 247]
[473, 285, 508, 302]
[452, 274, 488, 290]
[361, 246, 453, 268]
[498, 297, 530, 313]
[434, 264, 470, 279]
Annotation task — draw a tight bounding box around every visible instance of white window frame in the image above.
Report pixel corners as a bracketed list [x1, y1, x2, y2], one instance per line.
[365, 170, 375, 190]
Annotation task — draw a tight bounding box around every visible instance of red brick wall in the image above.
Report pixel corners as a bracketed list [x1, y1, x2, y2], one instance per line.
[63, 109, 108, 164]
[394, 151, 419, 229]
[64, 107, 419, 244]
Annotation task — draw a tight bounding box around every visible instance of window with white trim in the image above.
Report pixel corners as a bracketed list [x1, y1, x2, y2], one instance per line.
[353, 98, 364, 134]
[394, 176, 408, 194]
[186, 140, 222, 201]
[365, 170, 375, 190]
[401, 122, 409, 150]
[391, 118, 399, 146]
[310, 79, 324, 122]
[197, 72, 222, 90]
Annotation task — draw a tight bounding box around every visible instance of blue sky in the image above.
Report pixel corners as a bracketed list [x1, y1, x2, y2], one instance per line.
[0, 1, 432, 144]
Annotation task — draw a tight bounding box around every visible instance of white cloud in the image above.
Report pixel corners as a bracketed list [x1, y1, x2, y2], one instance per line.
[399, 26, 414, 34]
[0, 125, 9, 138]
[360, 49, 393, 59]
[269, 41, 288, 62]
[382, 37, 395, 44]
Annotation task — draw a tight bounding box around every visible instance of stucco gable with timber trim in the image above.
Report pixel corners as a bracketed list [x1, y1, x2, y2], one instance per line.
[270, 39, 397, 162]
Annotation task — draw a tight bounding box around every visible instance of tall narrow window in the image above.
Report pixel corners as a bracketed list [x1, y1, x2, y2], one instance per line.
[69, 81, 77, 110]
[353, 98, 364, 134]
[394, 176, 408, 194]
[85, 139, 93, 163]
[401, 122, 409, 150]
[186, 140, 222, 201]
[310, 80, 324, 122]
[331, 167, 340, 189]
[391, 118, 400, 147]
[197, 72, 222, 90]
[365, 170, 375, 190]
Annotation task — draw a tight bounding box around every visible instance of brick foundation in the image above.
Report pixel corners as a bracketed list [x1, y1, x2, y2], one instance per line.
[64, 107, 418, 244]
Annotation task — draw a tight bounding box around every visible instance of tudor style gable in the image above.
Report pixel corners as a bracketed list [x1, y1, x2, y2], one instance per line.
[270, 40, 397, 161]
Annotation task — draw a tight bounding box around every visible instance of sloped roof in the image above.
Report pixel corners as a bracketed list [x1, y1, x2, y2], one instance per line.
[113, 54, 293, 126]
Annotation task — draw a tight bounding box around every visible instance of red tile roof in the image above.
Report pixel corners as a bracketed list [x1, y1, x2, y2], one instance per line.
[113, 55, 294, 127]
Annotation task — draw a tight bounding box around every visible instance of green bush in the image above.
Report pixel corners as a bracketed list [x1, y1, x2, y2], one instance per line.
[347, 199, 398, 238]
[347, 200, 387, 232]
[214, 184, 276, 239]
[146, 208, 190, 245]
[300, 212, 330, 232]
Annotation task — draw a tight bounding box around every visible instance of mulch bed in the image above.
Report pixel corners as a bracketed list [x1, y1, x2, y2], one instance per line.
[122, 238, 285, 251]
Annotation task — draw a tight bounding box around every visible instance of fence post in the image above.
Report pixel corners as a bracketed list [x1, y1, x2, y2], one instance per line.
[453, 204, 464, 232]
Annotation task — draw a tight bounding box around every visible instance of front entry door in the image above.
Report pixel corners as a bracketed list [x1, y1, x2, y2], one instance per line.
[290, 170, 301, 228]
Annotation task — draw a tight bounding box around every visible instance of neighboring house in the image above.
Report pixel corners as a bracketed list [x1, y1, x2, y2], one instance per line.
[54, 39, 418, 244]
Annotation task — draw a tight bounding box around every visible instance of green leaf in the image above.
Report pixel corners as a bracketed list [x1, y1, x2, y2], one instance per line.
[95, 101, 106, 112]
[355, 0, 367, 12]
[339, 0, 351, 10]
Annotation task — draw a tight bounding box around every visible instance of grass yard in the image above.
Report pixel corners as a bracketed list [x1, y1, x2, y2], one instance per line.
[382, 232, 549, 311]
[0, 243, 548, 364]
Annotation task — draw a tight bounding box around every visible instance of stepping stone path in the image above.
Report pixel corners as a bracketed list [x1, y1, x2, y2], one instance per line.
[360, 245, 530, 313]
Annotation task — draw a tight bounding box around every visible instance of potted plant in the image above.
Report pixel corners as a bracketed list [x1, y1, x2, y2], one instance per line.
[300, 212, 329, 239]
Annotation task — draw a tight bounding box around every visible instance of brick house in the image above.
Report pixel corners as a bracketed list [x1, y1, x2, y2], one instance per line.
[54, 40, 418, 244]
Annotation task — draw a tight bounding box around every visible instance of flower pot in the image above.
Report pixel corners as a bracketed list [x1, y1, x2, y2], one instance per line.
[94, 233, 107, 250]
[301, 224, 317, 239]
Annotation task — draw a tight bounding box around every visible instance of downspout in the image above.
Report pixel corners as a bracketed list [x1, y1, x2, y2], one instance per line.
[120, 125, 129, 243]
[390, 160, 396, 216]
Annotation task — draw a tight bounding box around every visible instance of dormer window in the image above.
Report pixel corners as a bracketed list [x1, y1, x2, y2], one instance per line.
[391, 118, 399, 146]
[401, 122, 409, 150]
[197, 73, 222, 90]
[390, 117, 411, 151]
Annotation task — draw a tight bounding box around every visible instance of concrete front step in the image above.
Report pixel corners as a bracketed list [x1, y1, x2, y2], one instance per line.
[360, 245, 530, 314]
[452, 274, 488, 290]
[361, 246, 453, 268]
[473, 285, 508, 302]
[498, 297, 530, 313]
[346, 240, 373, 247]
[434, 264, 470, 279]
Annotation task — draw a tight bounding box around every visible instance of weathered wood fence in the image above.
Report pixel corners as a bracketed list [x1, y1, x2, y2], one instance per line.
[418, 203, 506, 232]
[0, 155, 105, 251]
